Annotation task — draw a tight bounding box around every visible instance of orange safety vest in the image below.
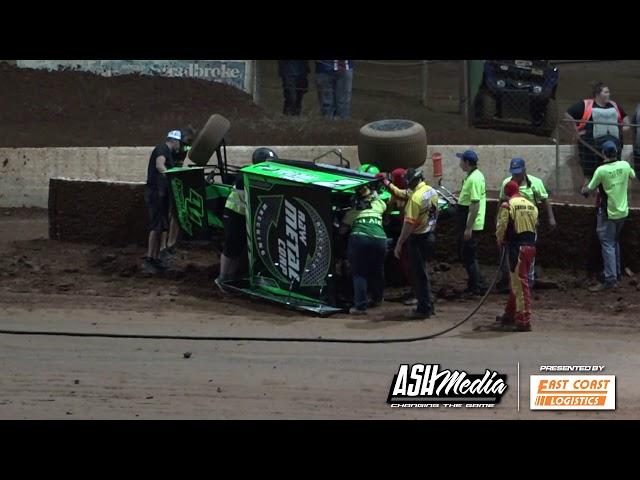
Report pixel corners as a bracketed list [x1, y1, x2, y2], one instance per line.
[577, 99, 622, 131]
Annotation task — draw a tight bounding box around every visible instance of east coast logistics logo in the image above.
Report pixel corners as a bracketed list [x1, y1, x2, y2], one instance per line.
[530, 366, 615, 410]
[387, 364, 508, 408]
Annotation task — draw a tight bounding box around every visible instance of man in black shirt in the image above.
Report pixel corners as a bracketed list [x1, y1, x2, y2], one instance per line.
[161, 126, 197, 259]
[144, 130, 182, 273]
[565, 82, 630, 182]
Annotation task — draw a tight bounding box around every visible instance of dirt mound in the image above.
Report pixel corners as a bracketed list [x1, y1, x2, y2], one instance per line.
[0, 63, 264, 147]
[2, 60, 639, 148]
[0, 63, 362, 147]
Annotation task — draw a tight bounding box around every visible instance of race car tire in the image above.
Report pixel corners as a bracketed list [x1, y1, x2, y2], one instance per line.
[188, 114, 231, 166]
[357, 119, 427, 172]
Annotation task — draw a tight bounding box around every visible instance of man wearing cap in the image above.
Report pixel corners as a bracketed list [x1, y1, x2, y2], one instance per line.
[143, 130, 182, 273]
[390, 168, 439, 319]
[496, 181, 539, 332]
[581, 140, 637, 291]
[161, 126, 197, 260]
[456, 150, 488, 295]
[497, 157, 556, 289]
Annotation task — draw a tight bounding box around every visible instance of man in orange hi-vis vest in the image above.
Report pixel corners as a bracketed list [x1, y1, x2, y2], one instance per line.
[495, 181, 539, 332]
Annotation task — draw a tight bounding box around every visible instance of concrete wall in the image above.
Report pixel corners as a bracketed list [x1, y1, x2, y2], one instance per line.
[0, 145, 636, 208]
[49, 178, 148, 246]
[47, 178, 640, 272]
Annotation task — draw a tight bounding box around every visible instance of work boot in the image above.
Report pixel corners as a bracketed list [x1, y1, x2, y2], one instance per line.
[404, 309, 431, 320]
[514, 323, 532, 332]
[368, 299, 384, 309]
[159, 250, 175, 268]
[151, 257, 167, 271]
[401, 288, 414, 299]
[588, 282, 617, 292]
[160, 247, 176, 260]
[463, 287, 487, 297]
[142, 257, 159, 274]
[496, 313, 515, 325]
[513, 313, 532, 332]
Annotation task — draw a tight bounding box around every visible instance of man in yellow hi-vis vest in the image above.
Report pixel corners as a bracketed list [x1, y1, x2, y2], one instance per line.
[215, 176, 247, 292]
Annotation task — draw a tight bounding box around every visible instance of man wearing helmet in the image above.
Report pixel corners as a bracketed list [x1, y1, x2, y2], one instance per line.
[215, 148, 278, 291]
[252, 147, 278, 165]
[358, 163, 380, 175]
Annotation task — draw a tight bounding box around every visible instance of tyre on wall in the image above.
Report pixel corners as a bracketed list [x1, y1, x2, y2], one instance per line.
[357, 119, 427, 172]
[473, 88, 497, 125]
[188, 114, 231, 166]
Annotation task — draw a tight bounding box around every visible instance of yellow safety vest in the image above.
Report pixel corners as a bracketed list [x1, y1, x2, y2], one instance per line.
[225, 189, 246, 216]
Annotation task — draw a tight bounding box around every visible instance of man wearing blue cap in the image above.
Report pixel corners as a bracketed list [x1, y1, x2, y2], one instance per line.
[456, 150, 488, 295]
[497, 157, 556, 289]
[581, 140, 637, 291]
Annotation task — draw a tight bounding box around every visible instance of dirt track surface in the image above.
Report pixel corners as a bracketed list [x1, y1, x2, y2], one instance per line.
[2, 60, 639, 147]
[1, 210, 639, 419]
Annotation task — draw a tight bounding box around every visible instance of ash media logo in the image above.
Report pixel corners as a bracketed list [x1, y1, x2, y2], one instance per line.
[387, 364, 508, 408]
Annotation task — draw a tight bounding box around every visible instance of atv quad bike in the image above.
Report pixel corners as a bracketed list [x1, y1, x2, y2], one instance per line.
[472, 60, 559, 137]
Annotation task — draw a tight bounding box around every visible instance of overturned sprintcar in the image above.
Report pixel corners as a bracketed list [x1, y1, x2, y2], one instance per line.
[166, 115, 453, 315]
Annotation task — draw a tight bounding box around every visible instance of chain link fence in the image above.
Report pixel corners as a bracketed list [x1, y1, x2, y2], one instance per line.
[255, 60, 465, 139]
[251, 60, 640, 201]
[255, 60, 640, 149]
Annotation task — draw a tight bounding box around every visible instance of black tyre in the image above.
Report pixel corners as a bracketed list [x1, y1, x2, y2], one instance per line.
[357, 119, 427, 172]
[473, 88, 497, 125]
[188, 114, 231, 166]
